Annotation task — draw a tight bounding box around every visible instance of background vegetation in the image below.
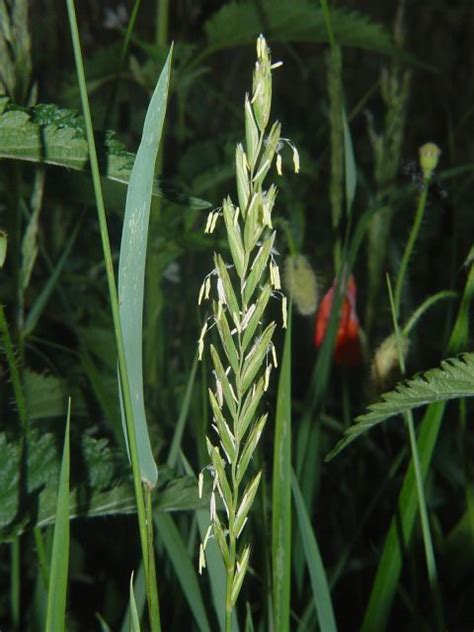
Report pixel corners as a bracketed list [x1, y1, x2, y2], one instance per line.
[1, 0, 474, 630]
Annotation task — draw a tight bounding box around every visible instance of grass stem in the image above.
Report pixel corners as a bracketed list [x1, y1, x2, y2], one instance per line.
[65, 2, 160, 628]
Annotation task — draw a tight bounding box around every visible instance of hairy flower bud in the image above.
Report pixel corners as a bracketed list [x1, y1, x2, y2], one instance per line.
[371, 333, 409, 392]
[283, 255, 318, 316]
[419, 142, 441, 180]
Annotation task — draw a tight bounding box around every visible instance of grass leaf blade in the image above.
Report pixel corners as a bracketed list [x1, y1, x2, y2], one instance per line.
[45, 400, 71, 632]
[118, 46, 173, 486]
[291, 469, 337, 632]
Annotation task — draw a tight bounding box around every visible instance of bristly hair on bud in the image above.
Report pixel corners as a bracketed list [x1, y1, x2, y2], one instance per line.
[371, 332, 409, 392]
[196, 35, 299, 625]
[283, 254, 319, 316]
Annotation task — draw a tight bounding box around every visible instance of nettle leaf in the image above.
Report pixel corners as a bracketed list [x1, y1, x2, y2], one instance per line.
[205, 0, 398, 55]
[327, 352, 474, 460]
[0, 429, 210, 541]
[0, 97, 209, 210]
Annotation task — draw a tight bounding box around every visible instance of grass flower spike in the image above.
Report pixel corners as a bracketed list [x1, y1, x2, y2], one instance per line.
[197, 35, 298, 628]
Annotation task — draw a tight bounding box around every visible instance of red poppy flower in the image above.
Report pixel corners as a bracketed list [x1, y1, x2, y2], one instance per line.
[314, 274, 362, 367]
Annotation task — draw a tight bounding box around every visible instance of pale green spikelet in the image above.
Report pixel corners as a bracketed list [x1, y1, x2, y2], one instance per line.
[283, 254, 318, 316]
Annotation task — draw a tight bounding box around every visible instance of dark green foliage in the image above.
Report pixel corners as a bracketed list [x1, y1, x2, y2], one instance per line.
[1, 0, 474, 629]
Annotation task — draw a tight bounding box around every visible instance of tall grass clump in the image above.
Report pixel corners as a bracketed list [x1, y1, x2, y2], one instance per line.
[197, 35, 298, 629]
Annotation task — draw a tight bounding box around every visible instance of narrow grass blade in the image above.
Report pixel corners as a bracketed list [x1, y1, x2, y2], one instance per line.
[129, 572, 142, 632]
[155, 513, 211, 632]
[272, 309, 292, 631]
[23, 217, 80, 337]
[120, 564, 146, 632]
[291, 469, 337, 632]
[45, 400, 71, 632]
[342, 106, 356, 216]
[167, 352, 199, 469]
[118, 45, 173, 487]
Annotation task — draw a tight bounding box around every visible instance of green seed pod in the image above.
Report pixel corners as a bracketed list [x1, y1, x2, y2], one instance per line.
[283, 254, 318, 316]
[419, 142, 441, 180]
[0, 230, 7, 268]
[371, 333, 409, 392]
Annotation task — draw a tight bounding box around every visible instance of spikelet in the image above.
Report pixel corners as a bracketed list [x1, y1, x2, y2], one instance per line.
[283, 254, 318, 316]
[371, 333, 409, 392]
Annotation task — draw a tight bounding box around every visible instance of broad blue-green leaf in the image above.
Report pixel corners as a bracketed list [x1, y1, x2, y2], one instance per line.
[118, 46, 173, 487]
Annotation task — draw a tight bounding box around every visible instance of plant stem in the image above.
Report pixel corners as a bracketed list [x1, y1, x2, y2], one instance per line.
[156, 0, 169, 48]
[387, 277, 443, 630]
[394, 180, 430, 318]
[65, 2, 160, 629]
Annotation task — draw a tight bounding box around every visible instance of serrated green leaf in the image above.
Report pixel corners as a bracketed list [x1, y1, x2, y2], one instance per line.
[0, 98, 208, 209]
[205, 0, 398, 56]
[23, 370, 67, 420]
[327, 352, 474, 460]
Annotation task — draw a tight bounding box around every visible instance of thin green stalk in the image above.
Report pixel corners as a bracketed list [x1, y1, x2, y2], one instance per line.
[34, 527, 50, 589]
[402, 290, 457, 337]
[65, 2, 160, 629]
[156, 0, 169, 48]
[11, 539, 20, 627]
[102, 0, 142, 129]
[387, 277, 443, 629]
[145, 488, 161, 626]
[0, 303, 27, 429]
[393, 181, 429, 318]
[320, 0, 336, 48]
